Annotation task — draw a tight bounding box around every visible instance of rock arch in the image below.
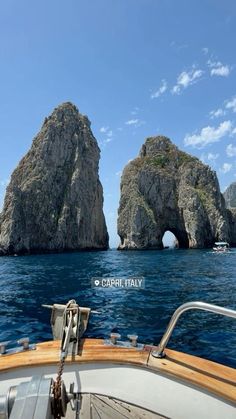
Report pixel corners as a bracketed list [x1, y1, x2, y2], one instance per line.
[118, 136, 230, 250]
[162, 228, 189, 249]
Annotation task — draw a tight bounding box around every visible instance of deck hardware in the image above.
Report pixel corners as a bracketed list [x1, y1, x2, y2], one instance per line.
[0, 385, 17, 418]
[17, 337, 30, 350]
[151, 301, 236, 358]
[42, 300, 93, 418]
[68, 383, 80, 413]
[110, 333, 121, 345]
[104, 338, 144, 349]
[0, 376, 80, 419]
[4, 376, 53, 419]
[127, 334, 138, 347]
[0, 341, 10, 355]
[42, 302, 92, 351]
[0, 340, 36, 356]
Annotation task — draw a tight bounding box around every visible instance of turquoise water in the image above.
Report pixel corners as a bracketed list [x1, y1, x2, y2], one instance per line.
[0, 249, 235, 368]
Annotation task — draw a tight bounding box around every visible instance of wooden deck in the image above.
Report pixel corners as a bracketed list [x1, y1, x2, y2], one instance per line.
[0, 339, 235, 404]
[75, 394, 166, 419]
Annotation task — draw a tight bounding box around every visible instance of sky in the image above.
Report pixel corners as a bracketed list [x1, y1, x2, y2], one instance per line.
[0, 0, 236, 247]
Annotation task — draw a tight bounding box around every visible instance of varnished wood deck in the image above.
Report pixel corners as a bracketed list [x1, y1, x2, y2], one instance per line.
[0, 339, 235, 404]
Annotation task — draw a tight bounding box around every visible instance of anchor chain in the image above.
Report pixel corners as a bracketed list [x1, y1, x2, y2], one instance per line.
[52, 356, 66, 418]
[52, 300, 78, 418]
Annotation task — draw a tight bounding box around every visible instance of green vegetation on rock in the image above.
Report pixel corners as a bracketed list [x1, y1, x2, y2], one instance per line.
[150, 155, 170, 168]
[178, 151, 198, 167]
[195, 188, 208, 208]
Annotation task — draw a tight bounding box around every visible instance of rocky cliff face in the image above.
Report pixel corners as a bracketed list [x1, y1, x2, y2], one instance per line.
[118, 136, 230, 249]
[226, 208, 236, 246]
[224, 183, 236, 245]
[0, 102, 109, 255]
[224, 182, 236, 208]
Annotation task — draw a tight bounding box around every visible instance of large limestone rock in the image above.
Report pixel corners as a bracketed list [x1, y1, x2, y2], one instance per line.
[224, 182, 236, 208]
[118, 136, 230, 249]
[224, 182, 236, 245]
[0, 102, 109, 255]
[226, 208, 236, 246]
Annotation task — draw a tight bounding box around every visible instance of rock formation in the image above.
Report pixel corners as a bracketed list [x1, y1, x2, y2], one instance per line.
[226, 208, 236, 246]
[223, 182, 236, 245]
[0, 102, 109, 255]
[118, 136, 230, 249]
[224, 182, 236, 209]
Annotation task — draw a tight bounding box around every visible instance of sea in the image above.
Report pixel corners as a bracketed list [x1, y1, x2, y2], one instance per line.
[0, 249, 235, 368]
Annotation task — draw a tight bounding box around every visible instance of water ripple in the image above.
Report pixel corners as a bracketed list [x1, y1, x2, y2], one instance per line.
[0, 249, 235, 367]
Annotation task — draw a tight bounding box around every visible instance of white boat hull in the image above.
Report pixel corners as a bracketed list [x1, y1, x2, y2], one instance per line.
[0, 355, 235, 418]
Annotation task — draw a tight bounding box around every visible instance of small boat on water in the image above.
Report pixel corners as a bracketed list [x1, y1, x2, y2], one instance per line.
[0, 300, 235, 418]
[213, 242, 230, 252]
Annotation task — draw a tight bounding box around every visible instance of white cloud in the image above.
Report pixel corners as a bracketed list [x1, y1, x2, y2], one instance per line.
[202, 47, 209, 55]
[115, 170, 122, 177]
[106, 130, 113, 138]
[98, 136, 113, 148]
[200, 152, 219, 164]
[125, 119, 139, 125]
[225, 96, 236, 113]
[207, 152, 219, 160]
[131, 107, 139, 115]
[125, 119, 145, 128]
[184, 120, 232, 148]
[0, 179, 9, 187]
[207, 60, 221, 68]
[99, 127, 113, 143]
[220, 163, 232, 173]
[170, 41, 188, 51]
[100, 126, 109, 133]
[209, 95, 236, 120]
[209, 108, 225, 119]
[151, 79, 167, 99]
[172, 68, 203, 94]
[211, 66, 230, 77]
[207, 60, 231, 77]
[226, 144, 236, 157]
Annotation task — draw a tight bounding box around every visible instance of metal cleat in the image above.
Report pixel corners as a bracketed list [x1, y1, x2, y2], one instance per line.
[110, 333, 121, 345]
[0, 341, 10, 355]
[17, 337, 30, 350]
[127, 334, 138, 347]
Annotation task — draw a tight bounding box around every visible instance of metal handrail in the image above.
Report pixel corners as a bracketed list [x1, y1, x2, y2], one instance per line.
[151, 301, 236, 358]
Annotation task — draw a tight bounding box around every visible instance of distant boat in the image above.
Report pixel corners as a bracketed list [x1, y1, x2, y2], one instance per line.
[213, 242, 230, 252]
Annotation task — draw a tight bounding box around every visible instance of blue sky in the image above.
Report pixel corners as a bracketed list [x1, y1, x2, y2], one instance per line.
[0, 0, 236, 247]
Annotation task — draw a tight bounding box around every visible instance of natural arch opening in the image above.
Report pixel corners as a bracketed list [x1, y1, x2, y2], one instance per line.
[162, 231, 178, 248]
[162, 229, 189, 249]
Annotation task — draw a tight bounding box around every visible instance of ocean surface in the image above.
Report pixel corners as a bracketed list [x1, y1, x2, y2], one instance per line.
[0, 249, 236, 368]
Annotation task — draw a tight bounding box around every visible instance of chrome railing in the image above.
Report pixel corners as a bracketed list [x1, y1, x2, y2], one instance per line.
[151, 301, 236, 358]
